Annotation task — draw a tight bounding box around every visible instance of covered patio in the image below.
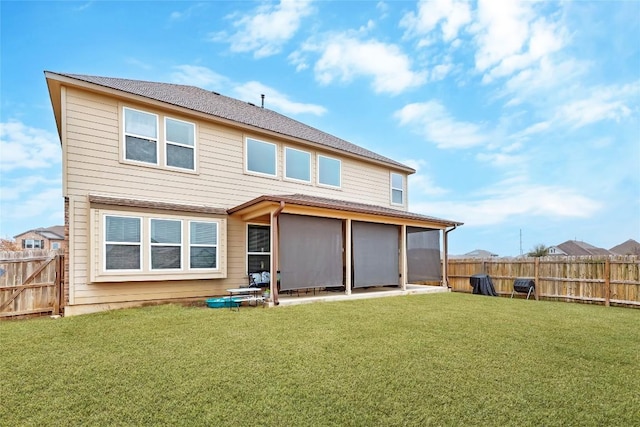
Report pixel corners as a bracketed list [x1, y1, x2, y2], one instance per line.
[229, 194, 462, 305]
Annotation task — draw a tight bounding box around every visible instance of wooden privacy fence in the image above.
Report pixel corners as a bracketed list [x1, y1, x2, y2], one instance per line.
[448, 256, 640, 307]
[0, 250, 64, 319]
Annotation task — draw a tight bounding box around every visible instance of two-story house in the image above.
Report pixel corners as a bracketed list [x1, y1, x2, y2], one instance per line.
[14, 225, 65, 250]
[45, 71, 462, 316]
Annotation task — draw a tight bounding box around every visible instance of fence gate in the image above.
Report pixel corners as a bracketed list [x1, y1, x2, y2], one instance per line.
[0, 250, 64, 319]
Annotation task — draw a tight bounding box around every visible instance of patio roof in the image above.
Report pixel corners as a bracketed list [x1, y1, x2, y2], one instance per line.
[228, 194, 462, 228]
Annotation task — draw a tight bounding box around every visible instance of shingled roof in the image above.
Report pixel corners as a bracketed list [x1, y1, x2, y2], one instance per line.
[47, 72, 413, 172]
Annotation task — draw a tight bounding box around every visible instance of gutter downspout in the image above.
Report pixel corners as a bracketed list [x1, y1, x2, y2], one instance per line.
[271, 201, 285, 305]
[443, 225, 458, 289]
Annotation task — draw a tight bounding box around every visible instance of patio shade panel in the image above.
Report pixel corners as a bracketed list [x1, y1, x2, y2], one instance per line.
[406, 227, 441, 283]
[352, 222, 400, 288]
[279, 214, 343, 290]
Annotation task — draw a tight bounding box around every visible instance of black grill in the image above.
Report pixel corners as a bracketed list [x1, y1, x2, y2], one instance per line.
[511, 278, 535, 299]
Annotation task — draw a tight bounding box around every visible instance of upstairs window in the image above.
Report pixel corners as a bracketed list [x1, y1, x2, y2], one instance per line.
[318, 155, 341, 188]
[391, 173, 404, 205]
[165, 118, 195, 170]
[284, 147, 311, 182]
[105, 215, 142, 271]
[246, 138, 277, 176]
[123, 107, 196, 171]
[124, 108, 158, 165]
[23, 239, 44, 249]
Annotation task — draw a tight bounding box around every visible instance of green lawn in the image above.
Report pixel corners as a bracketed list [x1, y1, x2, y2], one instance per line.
[1, 293, 638, 426]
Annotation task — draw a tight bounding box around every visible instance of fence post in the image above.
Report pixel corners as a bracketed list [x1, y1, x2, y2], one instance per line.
[604, 258, 611, 307]
[534, 257, 540, 301]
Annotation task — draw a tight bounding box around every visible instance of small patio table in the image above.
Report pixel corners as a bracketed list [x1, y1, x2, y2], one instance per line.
[225, 288, 264, 311]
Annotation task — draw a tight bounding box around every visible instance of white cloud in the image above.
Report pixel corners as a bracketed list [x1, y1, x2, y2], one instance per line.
[233, 81, 326, 116]
[400, 0, 472, 44]
[414, 182, 601, 226]
[555, 82, 639, 128]
[170, 65, 229, 89]
[0, 121, 61, 172]
[471, 0, 568, 87]
[300, 34, 426, 95]
[394, 101, 488, 149]
[404, 159, 449, 196]
[169, 3, 204, 22]
[214, 0, 314, 58]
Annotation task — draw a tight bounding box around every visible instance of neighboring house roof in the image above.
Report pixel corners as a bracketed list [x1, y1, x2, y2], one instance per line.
[550, 240, 613, 256]
[45, 71, 414, 173]
[14, 225, 65, 240]
[229, 194, 463, 227]
[462, 249, 498, 258]
[609, 239, 640, 255]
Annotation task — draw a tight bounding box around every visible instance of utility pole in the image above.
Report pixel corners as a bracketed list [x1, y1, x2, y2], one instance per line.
[520, 229, 523, 256]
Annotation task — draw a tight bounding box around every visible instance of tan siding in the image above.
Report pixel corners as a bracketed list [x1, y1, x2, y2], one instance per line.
[63, 87, 407, 309]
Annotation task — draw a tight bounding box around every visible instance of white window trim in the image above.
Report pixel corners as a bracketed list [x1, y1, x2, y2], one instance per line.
[93, 209, 225, 282]
[390, 172, 405, 206]
[123, 107, 159, 166]
[284, 146, 312, 183]
[189, 221, 219, 271]
[245, 137, 278, 178]
[103, 214, 143, 273]
[149, 218, 183, 272]
[164, 117, 196, 171]
[317, 154, 342, 188]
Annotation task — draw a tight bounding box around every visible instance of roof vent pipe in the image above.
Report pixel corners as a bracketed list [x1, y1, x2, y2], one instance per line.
[261, 94, 265, 108]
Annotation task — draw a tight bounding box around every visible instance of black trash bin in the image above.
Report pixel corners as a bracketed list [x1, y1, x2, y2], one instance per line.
[470, 274, 498, 296]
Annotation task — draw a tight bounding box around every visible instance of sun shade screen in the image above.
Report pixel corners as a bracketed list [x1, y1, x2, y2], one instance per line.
[279, 214, 343, 290]
[352, 222, 399, 288]
[406, 227, 441, 283]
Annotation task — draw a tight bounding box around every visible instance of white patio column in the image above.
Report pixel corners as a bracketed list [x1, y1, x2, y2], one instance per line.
[345, 218, 352, 295]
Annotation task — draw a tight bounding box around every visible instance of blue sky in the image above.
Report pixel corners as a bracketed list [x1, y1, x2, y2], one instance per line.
[1, 0, 639, 256]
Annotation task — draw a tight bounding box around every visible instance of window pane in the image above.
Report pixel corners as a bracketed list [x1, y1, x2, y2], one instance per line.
[126, 135, 157, 163]
[166, 118, 194, 146]
[190, 247, 217, 269]
[392, 173, 403, 189]
[151, 219, 181, 244]
[151, 246, 181, 269]
[125, 109, 156, 138]
[318, 156, 340, 187]
[248, 225, 270, 253]
[166, 144, 194, 170]
[392, 188, 403, 204]
[248, 254, 270, 273]
[191, 222, 217, 245]
[106, 244, 140, 270]
[285, 148, 310, 181]
[106, 216, 140, 242]
[247, 138, 276, 175]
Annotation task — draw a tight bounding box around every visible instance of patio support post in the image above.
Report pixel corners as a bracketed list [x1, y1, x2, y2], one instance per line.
[345, 219, 352, 295]
[400, 225, 407, 291]
[271, 201, 285, 305]
[443, 225, 457, 288]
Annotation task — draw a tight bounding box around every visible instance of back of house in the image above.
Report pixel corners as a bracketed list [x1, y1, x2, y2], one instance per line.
[45, 72, 461, 315]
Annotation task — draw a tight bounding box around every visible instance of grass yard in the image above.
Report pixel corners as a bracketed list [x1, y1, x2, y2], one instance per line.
[1, 293, 638, 426]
